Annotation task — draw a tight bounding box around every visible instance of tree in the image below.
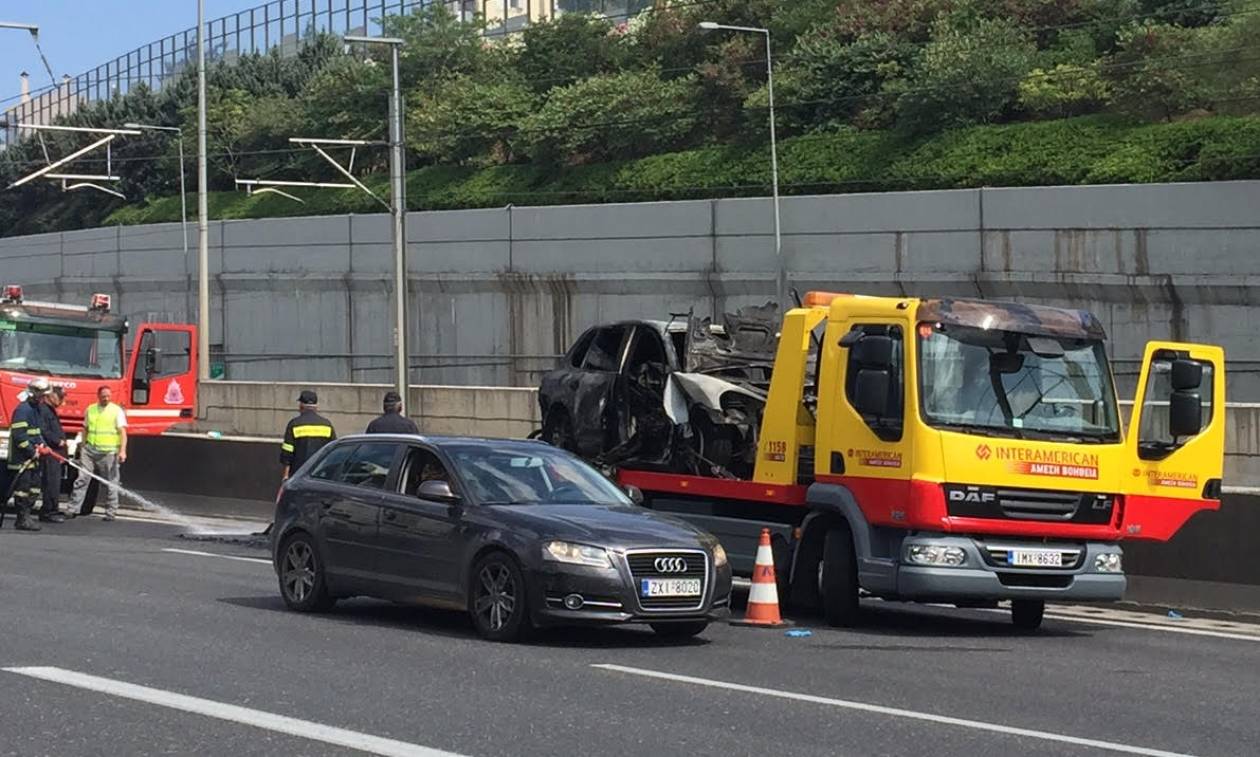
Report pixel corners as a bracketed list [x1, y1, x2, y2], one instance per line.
[382, 5, 505, 94]
[1108, 23, 1211, 121]
[1019, 63, 1111, 118]
[517, 14, 626, 93]
[522, 69, 698, 164]
[751, 30, 915, 134]
[896, 13, 1037, 132]
[408, 77, 536, 165]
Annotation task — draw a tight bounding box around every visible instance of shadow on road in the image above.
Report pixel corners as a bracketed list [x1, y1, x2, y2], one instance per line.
[783, 602, 1091, 641]
[217, 594, 710, 649]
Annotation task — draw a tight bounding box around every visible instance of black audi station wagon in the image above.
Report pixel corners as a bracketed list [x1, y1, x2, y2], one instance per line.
[271, 435, 732, 641]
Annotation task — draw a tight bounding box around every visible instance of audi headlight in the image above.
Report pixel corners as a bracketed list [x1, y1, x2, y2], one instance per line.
[712, 543, 728, 568]
[543, 541, 611, 568]
[1095, 553, 1122, 573]
[907, 544, 967, 567]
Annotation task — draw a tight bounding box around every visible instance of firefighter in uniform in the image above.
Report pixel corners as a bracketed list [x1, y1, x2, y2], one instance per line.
[7, 378, 51, 532]
[280, 389, 336, 481]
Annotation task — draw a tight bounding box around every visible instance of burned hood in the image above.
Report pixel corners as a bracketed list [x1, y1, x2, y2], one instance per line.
[684, 302, 779, 374]
[916, 299, 1106, 341]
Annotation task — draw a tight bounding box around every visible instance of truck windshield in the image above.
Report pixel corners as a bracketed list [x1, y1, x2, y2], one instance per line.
[918, 324, 1120, 441]
[0, 321, 124, 379]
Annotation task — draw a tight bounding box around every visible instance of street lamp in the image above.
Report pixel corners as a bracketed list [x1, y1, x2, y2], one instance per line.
[0, 21, 56, 86]
[125, 123, 189, 282]
[196, 0, 210, 382]
[698, 21, 785, 311]
[345, 34, 409, 404]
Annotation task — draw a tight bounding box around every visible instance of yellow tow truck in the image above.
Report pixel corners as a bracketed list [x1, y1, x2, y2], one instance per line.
[610, 291, 1225, 629]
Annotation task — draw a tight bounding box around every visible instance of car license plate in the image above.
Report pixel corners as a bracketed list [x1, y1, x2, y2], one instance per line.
[641, 578, 702, 597]
[1008, 549, 1063, 567]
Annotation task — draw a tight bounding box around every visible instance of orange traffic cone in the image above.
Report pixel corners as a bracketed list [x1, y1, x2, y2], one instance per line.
[731, 528, 790, 628]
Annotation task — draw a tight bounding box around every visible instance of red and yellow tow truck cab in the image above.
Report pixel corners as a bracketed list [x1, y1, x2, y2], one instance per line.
[0, 285, 198, 503]
[621, 291, 1225, 629]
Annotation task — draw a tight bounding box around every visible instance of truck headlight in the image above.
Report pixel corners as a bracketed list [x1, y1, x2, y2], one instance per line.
[543, 541, 611, 568]
[1094, 553, 1122, 573]
[712, 543, 728, 568]
[908, 545, 967, 567]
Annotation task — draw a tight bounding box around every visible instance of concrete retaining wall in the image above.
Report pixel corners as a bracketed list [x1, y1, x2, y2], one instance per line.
[3, 181, 1260, 397]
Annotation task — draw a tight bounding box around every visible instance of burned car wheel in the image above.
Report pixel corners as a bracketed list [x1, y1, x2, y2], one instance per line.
[541, 409, 577, 452]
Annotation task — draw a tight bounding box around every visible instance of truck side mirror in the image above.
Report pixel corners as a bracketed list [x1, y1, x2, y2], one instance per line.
[1169, 391, 1203, 438]
[853, 335, 893, 368]
[854, 369, 891, 417]
[1171, 359, 1203, 391]
[144, 346, 161, 376]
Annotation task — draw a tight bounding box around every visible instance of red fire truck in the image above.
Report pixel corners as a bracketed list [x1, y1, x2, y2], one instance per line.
[0, 285, 197, 512]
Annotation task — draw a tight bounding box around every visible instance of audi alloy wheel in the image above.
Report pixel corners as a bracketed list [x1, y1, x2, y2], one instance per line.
[469, 552, 530, 642]
[278, 533, 335, 612]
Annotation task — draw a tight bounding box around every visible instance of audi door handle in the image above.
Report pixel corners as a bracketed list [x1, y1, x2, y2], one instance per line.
[383, 510, 397, 522]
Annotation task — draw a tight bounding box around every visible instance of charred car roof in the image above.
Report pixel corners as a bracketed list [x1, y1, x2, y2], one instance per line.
[916, 298, 1106, 341]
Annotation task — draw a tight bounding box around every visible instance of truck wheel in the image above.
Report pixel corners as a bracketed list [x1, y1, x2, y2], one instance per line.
[821, 526, 861, 627]
[541, 409, 576, 453]
[1010, 599, 1045, 631]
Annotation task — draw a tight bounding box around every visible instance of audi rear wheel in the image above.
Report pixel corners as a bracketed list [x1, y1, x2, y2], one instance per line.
[278, 533, 335, 612]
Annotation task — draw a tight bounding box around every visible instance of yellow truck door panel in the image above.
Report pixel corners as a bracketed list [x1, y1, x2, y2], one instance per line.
[1121, 341, 1225, 541]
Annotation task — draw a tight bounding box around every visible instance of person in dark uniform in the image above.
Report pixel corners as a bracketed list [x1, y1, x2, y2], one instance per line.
[365, 391, 418, 435]
[280, 389, 336, 481]
[38, 386, 68, 523]
[7, 379, 50, 532]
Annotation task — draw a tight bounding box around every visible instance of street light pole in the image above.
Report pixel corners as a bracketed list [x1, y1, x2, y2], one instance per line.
[125, 124, 188, 286]
[698, 22, 785, 311]
[196, 0, 210, 382]
[346, 35, 408, 403]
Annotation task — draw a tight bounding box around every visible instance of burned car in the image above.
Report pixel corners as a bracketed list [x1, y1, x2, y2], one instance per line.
[537, 305, 780, 477]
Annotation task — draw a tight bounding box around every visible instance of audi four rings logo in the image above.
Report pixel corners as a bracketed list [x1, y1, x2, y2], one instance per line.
[654, 557, 688, 573]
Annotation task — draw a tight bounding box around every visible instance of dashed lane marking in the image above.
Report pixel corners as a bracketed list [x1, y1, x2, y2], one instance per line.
[161, 548, 272, 566]
[3, 666, 463, 757]
[593, 664, 1194, 757]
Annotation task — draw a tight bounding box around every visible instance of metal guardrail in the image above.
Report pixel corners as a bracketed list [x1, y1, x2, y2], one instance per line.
[1, 0, 653, 148]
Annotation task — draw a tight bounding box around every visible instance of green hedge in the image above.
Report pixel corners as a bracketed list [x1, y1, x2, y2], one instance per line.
[103, 114, 1260, 227]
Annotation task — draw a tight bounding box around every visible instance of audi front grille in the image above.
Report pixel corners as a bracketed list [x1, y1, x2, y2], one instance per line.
[624, 549, 709, 612]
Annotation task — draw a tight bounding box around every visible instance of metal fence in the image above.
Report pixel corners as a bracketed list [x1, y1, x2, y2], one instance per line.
[1, 0, 653, 149]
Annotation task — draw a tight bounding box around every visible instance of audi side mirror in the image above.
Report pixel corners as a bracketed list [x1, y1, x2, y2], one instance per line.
[624, 484, 644, 505]
[417, 479, 460, 503]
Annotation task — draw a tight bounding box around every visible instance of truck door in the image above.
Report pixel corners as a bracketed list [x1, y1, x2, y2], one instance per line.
[1121, 341, 1225, 541]
[817, 321, 914, 527]
[126, 324, 198, 435]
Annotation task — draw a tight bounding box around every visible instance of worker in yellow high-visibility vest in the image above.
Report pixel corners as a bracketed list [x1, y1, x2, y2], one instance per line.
[69, 385, 128, 521]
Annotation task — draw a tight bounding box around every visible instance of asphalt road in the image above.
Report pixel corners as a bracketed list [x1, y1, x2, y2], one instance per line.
[1, 510, 1258, 757]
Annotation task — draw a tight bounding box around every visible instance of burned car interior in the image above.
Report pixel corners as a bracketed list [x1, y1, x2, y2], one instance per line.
[538, 303, 812, 479]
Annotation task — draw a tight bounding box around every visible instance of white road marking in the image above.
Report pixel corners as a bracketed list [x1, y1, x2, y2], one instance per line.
[3, 666, 462, 757]
[162, 548, 272, 566]
[1043, 613, 1260, 642]
[594, 664, 1193, 757]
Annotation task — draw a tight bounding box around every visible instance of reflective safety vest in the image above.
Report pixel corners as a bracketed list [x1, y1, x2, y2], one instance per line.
[85, 402, 123, 451]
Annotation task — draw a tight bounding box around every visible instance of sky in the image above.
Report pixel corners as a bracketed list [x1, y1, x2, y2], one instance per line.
[2, 0, 263, 107]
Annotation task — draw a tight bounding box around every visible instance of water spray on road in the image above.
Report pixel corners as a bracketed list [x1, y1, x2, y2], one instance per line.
[49, 450, 245, 536]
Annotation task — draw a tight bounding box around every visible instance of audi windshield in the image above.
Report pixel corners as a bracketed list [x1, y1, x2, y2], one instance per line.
[446, 444, 633, 506]
[0, 320, 125, 379]
[917, 323, 1120, 442]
